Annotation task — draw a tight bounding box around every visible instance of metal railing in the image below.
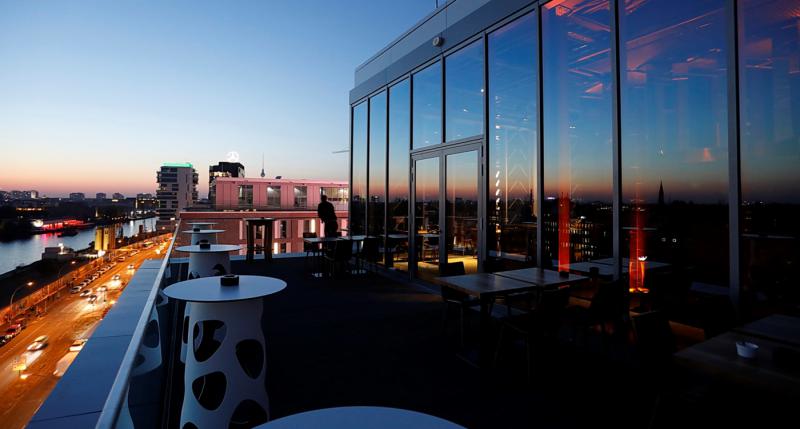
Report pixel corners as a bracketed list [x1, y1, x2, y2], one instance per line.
[95, 222, 181, 429]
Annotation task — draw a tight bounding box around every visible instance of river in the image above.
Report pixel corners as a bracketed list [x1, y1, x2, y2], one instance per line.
[0, 217, 157, 275]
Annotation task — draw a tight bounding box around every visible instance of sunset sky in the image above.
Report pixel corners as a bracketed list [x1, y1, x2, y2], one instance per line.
[0, 0, 434, 197]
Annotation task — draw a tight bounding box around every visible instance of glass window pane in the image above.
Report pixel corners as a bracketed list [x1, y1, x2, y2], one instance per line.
[389, 79, 411, 269]
[446, 151, 479, 274]
[237, 185, 253, 208]
[414, 156, 440, 280]
[267, 186, 281, 208]
[446, 40, 484, 141]
[351, 102, 367, 235]
[739, 0, 800, 310]
[369, 91, 387, 237]
[293, 186, 307, 208]
[413, 62, 442, 149]
[543, 0, 613, 269]
[621, 0, 729, 294]
[488, 12, 538, 269]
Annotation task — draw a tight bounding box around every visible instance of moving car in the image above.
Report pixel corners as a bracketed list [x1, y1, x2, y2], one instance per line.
[97, 285, 108, 292]
[69, 339, 87, 352]
[5, 324, 23, 339]
[112, 274, 121, 281]
[70, 286, 81, 294]
[27, 335, 49, 351]
[88, 295, 98, 304]
[80, 289, 92, 297]
[127, 264, 135, 270]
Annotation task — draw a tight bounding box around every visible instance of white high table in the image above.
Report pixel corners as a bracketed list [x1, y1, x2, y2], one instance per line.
[182, 228, 226, 245]
[176, 243, 241, 278]
[164, 275, 287, 429]
[256, 406, 465, 429]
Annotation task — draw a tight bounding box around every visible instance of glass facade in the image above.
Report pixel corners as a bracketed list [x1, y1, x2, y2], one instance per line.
[412, 62, 442, 149]
[351, 102, 367, 235]
[621, 0, 729, 298]
[445, 40, 484, 142]
[349, 0, 800, 318]
[739, 0, 800, 311]
[542, 0, 613, 269]
[369, 91, 387, 237]
[488, 12, 538, 269]
[388, 79, 411, 269]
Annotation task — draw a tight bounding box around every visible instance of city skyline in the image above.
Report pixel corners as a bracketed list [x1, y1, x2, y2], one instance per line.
[0, 0, 435, 197]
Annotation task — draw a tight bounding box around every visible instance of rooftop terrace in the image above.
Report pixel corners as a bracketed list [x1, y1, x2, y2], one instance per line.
[29, 229, 800, 428]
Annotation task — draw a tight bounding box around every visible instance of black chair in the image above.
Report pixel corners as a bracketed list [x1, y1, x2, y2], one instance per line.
[302, 232, 320, 269]
[358, 236, 380, 272]
[324, 239, 352, 278]
[494, 285, 571, 380]
[564, 279, 626, 343]
[631, 310, 676, 429]
[439, 261, 478, 349]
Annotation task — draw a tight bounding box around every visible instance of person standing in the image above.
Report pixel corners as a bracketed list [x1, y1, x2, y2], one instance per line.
[317, 195, 338, 237]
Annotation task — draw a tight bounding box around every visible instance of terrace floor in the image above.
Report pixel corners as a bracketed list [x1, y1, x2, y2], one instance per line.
[206, 257, 788, 429]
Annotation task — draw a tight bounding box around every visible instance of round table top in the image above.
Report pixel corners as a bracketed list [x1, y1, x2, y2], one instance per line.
[256, 407, 465, 429]
[181, 229, 225, 234]
[175, 244, 241, 253]
[186, 222, 218, 226]
[164, 275, 286, 303]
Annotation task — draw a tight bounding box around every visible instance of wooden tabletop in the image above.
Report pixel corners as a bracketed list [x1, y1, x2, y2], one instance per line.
[434, 273, 540, 299]
[494, 268, 587, 287]
[734, 314, 800, 347]
[674, 331, 800, 396]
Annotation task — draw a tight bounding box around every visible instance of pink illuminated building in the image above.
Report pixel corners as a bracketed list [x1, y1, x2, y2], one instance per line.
[178, 177, 348, 254]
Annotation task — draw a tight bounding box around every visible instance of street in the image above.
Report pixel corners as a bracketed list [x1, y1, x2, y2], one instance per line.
[0, 239, 169, 429]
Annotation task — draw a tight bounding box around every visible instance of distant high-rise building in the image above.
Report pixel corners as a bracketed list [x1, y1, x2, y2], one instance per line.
[96, 192, 107, 200]
[135, 193, 157, 212]
[28, 190, 39, 199]
[69, 192, 85, 201]
[156, 162, 198, 228]
[208, 161, 245, 205]
[112, 192, 125, 200]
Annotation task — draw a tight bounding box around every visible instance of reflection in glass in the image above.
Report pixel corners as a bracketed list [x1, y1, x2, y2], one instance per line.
[446, 40, 484, 141]
[368, 91, 387, 240]
[542, 0, 613, 270]
[413, 62, 442, 149]
[739, 0, 800, 311]
[388, 80, 411, 270]
[414, 157, 440, 280]
[446, 151, 479, 274]
[351, 102, 367, 235]
[488, 12, 538, 269]
[621, 0, 729, 294]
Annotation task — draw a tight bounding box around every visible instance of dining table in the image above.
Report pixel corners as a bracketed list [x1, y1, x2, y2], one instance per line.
[673, 325, 800, 399]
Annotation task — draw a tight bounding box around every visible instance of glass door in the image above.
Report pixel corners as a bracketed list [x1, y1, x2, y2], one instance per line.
[445, 150, 480, 274]
[413, 156, 440, 281]
[411, 143, 482, 280]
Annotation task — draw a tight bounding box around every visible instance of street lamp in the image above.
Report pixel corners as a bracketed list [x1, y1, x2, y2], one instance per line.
[9, 282, 34, 320]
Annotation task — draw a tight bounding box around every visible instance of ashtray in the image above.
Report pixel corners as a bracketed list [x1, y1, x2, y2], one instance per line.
[736, 341, 759, 359]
